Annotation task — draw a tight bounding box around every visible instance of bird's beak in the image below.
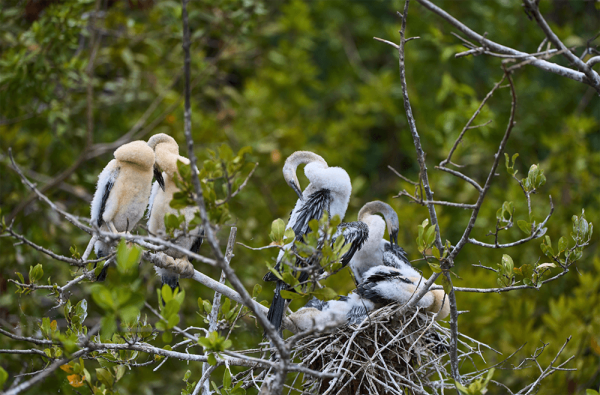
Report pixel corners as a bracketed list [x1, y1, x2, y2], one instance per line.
[288, 179, 303, 201]
[154, 166, 165, 192]
[389, 229, 399, 246]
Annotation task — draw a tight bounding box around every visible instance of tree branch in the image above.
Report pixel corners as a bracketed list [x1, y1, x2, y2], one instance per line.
[416, 0, 600, 93]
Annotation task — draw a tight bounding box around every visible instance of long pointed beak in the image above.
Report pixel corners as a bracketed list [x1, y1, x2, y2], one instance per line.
[154, 166, 165, 192]
[390, 229, 399, 246]
[288, 180, 303, 201]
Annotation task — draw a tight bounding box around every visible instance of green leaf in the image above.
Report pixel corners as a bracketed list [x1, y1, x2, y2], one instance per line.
[161, 284, 173, 304]
[91, 285, 114, 311]
[311, 287, 338, 301]
[114, 365, 126, 382]
[116, 239, 142, 274]
[269, 218, 286, 243]
[207, 353, 217, 366]
[517, 220, 531, 235]
[558, 236, 567, 253]
[265, 262, 283, 281]
[281, 272, 299, 287]
[203, 300, 212, 314]
[96, 368, 113, 389]
[29, 263, 43, 283]
[279, 289, 304, 300]
[428, 260, 442, 273]
[0, 367, 7, 389]
[184, 370, 191, 382]
[586, 390, 599, 395]
[223, 368, 231, 389]
[441, 274, 453, 294]
[100, 315, 117, 339]
[502, 254, 514, 273]
[424, 225, 436, 247]
[454, 380, 470, 394]
[221, 298, 231, 316]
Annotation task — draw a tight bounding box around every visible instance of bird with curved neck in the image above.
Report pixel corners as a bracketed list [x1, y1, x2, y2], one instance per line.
[146, 133, 203, 293]
[348, 201, 415, 284]
[265, 151, 355, 336]
[84, 140, 156, 280]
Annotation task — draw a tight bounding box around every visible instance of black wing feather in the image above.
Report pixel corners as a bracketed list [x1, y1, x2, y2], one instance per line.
[304, 297, 328, 311]
[98, 178, 116, 227]
[357, 270, 413, 305]
[188, 229, 204, 263]
[335, 221, 369, 268]
[382, 242, 412, 269]
[292, 189, 331, 239]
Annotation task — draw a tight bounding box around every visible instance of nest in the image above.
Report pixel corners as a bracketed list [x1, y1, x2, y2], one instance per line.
[235, 304, 492, 394]
[292, 305, 450, 395]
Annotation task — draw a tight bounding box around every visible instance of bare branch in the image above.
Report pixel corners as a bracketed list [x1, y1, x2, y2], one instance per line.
[396, 0, 444, 252]
[416, 0, 600, 93]
[435, 166, 483, 192]
[440, 74, 506, 168]
[388, 165, 419, 186]
[200, 227, 237, 394]
[449, 69, 518, 261]
[395, 190, 477, 209]
[523, 0, 600, 88]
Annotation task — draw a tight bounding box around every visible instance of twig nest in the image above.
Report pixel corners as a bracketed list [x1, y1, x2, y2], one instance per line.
[292, 305, 450, 395]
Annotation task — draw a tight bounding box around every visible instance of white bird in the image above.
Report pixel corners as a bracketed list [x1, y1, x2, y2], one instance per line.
[288, 293, 375, 333]
[357, 266, 450, 320]
[348, 201, 417, 284]
[84, 140, 156, 280]
[264, 151, 360, 335]
[146, 133, 203, 292]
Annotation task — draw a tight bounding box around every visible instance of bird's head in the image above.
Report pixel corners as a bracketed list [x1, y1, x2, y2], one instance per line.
[358, 201, 399, 245]
[114, 141, 155, 170]
[147, 134, 181, 192]
[282, 151, 328, 200]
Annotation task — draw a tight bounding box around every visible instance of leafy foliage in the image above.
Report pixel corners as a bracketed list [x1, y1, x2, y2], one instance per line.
[0, 0, 599, 393]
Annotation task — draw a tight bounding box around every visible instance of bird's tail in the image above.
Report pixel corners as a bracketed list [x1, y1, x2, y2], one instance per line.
[161, 274, 180, 293]
[265, 281, 288, 338]
[93, 240, 110, 282]
[160, 273, 180, 306]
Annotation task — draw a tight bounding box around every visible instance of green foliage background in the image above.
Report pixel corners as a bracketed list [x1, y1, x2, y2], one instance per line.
[1, 0, 599, 393]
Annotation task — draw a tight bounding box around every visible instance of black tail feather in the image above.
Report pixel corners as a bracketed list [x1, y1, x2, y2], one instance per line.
[265, 281, 288, 338]
[96, 265, 108, 282]
[160, 275, 180, 305]
[161, 274, 180, 293]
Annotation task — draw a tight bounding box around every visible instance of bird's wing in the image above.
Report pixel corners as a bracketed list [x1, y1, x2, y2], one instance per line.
[303, 297, 328, 311]
[146, 180, 161, 219]
[291, 188, 331, 238]
[333, 221, 369, 268]
[381, 240, 421, 277]
[188, 228, 204, 262]
[90, 161, 120, 227]
[357, 267, 413, 304]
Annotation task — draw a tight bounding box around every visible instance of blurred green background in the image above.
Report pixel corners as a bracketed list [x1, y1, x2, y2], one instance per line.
[1, 0, 599, 393]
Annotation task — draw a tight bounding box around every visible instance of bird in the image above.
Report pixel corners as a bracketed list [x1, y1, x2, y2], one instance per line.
[83, 140, 156, 280]
[287, 293, 375, 333]
[146, 133, 203, 292]
[347, 200, 417, 284]
[264, 151, 360, 336]
[357, 265, 450, 320]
